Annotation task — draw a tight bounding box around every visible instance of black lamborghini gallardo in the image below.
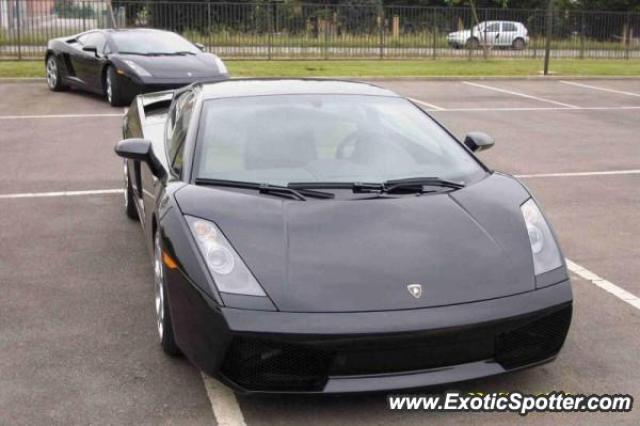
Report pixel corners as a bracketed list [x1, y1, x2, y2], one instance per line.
[45, 28, 229, 106]
[114, 79, 572, 394]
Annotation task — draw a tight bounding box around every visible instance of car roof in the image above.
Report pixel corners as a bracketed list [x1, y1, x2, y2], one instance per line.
[482, 20, 522, 24]
[195, 79, 400, 99]
[103, 28, 172, 34]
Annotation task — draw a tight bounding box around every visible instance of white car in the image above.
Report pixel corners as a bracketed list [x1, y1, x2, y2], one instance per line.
[448, 21, 529, 50]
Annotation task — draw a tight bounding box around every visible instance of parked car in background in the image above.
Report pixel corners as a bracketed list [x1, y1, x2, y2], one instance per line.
[448, 21, 529, 50]
[45, 28, 229, 106]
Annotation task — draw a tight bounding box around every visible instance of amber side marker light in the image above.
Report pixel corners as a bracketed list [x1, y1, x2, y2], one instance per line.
[162, 251, 178, 270]
[116, 69, 126, 75]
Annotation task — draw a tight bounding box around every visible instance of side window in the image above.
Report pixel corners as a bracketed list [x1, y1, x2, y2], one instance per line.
[485, 23, 500, 32]
[78, 32, 106, 53]
[502, 22, 517, 32]
[166, 91, 196, 175]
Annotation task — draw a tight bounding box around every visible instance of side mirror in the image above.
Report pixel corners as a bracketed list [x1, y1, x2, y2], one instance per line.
[464, 132, 495, 152]
[115, 138, 165, 178]
[195, 42, 205, 51]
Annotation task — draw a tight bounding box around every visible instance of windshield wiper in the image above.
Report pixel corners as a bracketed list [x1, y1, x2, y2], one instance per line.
[142, 51, 196, 56]
[290, 177, 464, 195]
[194, 178, 335, 201]
[117, 51, 150, 56]
[383, 177, 465, 192]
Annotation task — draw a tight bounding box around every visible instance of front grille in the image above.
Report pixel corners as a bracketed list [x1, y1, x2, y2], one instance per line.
[495, 305, 572, 369]
[221, 305, 572, 392]
[328, 330, 494, 376]
[220, 338, 332, 391]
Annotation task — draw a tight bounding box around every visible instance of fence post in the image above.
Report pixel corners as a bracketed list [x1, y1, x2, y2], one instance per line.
[625, 12, 631, 60]
[431, 8, 437, 59]
[207, 2, 211, 54]
[378, 4, 384, 59]
[107, 0, 116, 29]
[15, 0, 21, 60]
[268, 2, 273, 60]
[543, 0, 553, 76]
[468, 21, 473, 61]
[579, 12, 585, 59]
[482, 8, 488, 61]
[323, 5, 328, 60]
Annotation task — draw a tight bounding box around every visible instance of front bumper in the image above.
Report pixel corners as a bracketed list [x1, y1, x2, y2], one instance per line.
[117, 73, 229, 100]
[167, 273, 572, 394]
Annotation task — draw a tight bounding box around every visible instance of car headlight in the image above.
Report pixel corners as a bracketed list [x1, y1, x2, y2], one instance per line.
[213, 56, 228, 74]
[520, 199, 563, 275]
[122, 59, 152, 77]
[186, 216, 266, 297]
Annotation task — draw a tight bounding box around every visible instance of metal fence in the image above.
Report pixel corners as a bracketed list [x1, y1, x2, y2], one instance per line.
[1, 0, 639, 60]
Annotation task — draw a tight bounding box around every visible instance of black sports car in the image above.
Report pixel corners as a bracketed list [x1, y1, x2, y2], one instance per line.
[115, 79, 572, 394]
[45, 28, 229, 106]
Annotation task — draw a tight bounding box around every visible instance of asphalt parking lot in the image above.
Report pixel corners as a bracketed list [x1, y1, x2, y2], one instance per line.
[1, 77, 639, 425]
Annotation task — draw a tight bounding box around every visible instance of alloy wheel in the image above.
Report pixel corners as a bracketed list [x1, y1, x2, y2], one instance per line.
[46, 57, 57, 88]
[106, 73, 113, 104]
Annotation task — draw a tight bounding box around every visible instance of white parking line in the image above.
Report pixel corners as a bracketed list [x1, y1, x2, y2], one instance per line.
[566, 259, 640, 311]
[463, 81, 580, 109]
[432, 105, 640, 112]
[202, 374, 247, 426]
[0, 113, 122, 120]
[560, 81, 640, 97]
[515, 169, 640, 178]
[409, 97, 445, 111]
[0, 189, 123, 199]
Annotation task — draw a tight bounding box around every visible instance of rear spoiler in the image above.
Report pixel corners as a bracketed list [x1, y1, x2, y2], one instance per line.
[137, 90, 175, 120]
[123, 90, 175, 141]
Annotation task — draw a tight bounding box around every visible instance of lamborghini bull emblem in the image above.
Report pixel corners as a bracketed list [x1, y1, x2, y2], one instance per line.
[407, 284, 423, 299]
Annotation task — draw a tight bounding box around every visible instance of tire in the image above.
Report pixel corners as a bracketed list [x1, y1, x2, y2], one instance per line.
[512, 38, 526, 50]
[466, 37, 480, 49]
[105, 66, 128, 107]
[123, 160, 139, 220]
[45, 55, 68, 92]
[154, 229, 181, 356]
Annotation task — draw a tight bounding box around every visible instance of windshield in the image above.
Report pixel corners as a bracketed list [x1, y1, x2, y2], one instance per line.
[194, 95, 486, 186]
[112, 31, 199, 55]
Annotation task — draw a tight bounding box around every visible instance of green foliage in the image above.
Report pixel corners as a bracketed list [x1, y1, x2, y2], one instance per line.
[54, 0, 95, 19]
[571, 0, 640, 12]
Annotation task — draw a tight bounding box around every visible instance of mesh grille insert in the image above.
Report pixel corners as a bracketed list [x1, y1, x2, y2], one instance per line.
[495, 305, 572, 369]
[220, 337, 332, 391]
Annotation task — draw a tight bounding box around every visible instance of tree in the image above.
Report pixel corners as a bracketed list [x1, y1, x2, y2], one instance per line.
[572, 0, 640, 12]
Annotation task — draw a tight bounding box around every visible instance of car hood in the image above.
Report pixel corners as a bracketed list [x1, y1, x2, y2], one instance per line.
[113, 53, 224, 78]
[176, 174, 536, 313]
[449, 30, 470, 38]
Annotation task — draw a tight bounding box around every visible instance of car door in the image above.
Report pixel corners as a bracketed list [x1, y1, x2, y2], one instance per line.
[141, 90, 197, 237]
[500, 22, 518, 46]
[72, 32, 107, 90]
[481, 22, 501, 47]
